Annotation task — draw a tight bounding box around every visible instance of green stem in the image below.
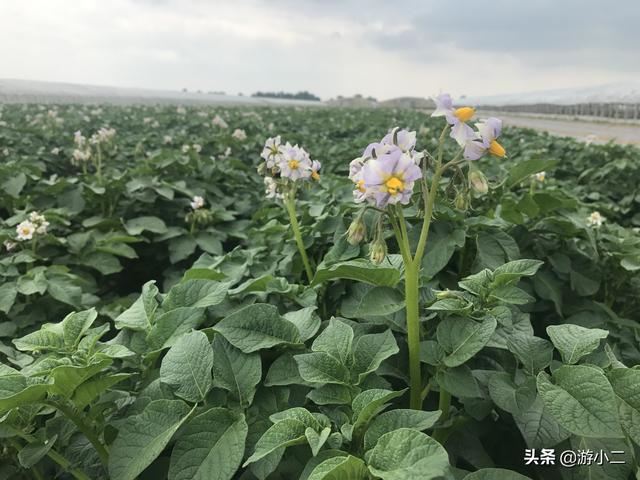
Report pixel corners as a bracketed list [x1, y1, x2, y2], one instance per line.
[285, 196, 313, 283]
[404, 262, 422, 410]
[51, 402, 109, 466]
[13, 431, 91, 480]
[96, 144, 103, 184]
[438, 388, 451, 422]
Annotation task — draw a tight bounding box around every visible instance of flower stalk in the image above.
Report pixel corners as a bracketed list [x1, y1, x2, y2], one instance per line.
[284, 192, 314, 283]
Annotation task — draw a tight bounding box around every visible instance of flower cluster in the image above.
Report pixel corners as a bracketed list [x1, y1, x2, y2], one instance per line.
[212, 115, 228, 129]
[15, 212, 49, 242]
[258, 136, 321, 200]
[232, 129, 247, 141]
[90, 127, 116, 145]
[431, 93, 506, 161]
[587, 211, 605, 228]
[349, 127, 422, 208]
[72, 130, 91, 164]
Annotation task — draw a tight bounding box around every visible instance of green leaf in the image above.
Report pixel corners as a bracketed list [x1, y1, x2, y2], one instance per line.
[352, 389, 406, 434]
[312, 259, 401, 287]
[160, 331, 213, 403]
[49, 358, 112, 397]
[283, 307, 321, 342]
[488, 373, 536, 415]
[352, 330, 399, 383]
[46, 276, 82, 307]
[0, 376, 50, 413]
[367, 429, 450, 479]
[72, 373, 131, 409]
[2, 172, 27, 198]
[342, 285, 405, 319]
[476, 231, 519, 270]
[124, 216, 168, 235]
[533, 270, 563, 316]
[108, 399, 194, 480]
[305, 427, 331, 456]
[464, 468, 531, 479]
[489, 285, 534, 305]
[114, 281, 159, 331]
[296, 352, 350, 385]
[436, 366, 482, 398]
[546, 324, 608, 364]
[264, 352, 307, 387]
[307, 455, 368, 480]
[243, 419, 307, 466]
[536, 365, 624, 438]
[513, 396, 570, 449]
[62, 308, 97, 348]
[507, 158, 558, 188]
[163, 280, 228, 311]
[211, 335, 261, 407]
[214, 304, 301, 353]
[307, 384, 352, 405]
[168, 408, 247, 480]
[18, 435, 57, 468]
[507, 334, 553, 373]
[13, 323, 65, 352]
[608, 368, 640, 445]
[491, 259, 543, 287]
[312, 318, 354, 365]
[364, 409, 441, 451]
[146, 307, 205, 351]
[0, 283, 18, 314]
[437, 316, 497, 367]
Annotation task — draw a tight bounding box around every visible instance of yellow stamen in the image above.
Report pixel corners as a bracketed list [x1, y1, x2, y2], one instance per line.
[288, 159, 299, 169]
[489, 140, 506, 157]
[454, 107, 475, 122]
[385, 177, 404, 195]
[357, 179, 366, 193]
[311, 171, 320, 181]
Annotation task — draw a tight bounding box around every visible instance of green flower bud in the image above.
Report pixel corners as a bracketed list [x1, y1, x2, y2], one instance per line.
[369, 238, 387, 265]
[468, 170, 489, 195]
[435, 289, 456, 299]
[347, 217, 366, 245]
[454, 191, 468, 210]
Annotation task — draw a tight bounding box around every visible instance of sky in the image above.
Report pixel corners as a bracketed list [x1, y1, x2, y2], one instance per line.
[1, 0, 639, 100]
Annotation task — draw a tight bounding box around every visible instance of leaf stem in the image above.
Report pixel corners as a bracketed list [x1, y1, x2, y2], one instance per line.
[49, 401, 109, 466]
[12, 431, 91, 480]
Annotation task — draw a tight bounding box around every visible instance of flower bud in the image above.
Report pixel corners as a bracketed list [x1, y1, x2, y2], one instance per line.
[347, 218, 366, 245]
[454, 192, 468, 210]
[435, 289, 455, 299]
[369, 238, 387, 265]
[468, 170, 489, 195]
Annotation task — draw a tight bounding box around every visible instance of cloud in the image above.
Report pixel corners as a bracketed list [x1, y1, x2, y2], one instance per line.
[0, 0, 637, 100]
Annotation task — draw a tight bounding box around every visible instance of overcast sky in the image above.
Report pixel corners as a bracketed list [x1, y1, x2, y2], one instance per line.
[1, 0, 638, 100]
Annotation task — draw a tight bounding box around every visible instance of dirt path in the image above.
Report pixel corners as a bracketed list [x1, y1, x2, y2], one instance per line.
[491, 112, 640, 145]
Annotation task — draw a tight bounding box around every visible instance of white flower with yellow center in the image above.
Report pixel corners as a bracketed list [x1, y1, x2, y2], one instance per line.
[16, 220, 35, 241]
[586, 211, 605, 228]
[535, 171, 546, 182]
[279, 145, 312, 181]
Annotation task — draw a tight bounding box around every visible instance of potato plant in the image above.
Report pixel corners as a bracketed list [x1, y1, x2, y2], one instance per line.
[0, 101, 638, 479]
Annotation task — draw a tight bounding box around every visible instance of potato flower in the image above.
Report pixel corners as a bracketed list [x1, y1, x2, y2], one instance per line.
[212, 115, 228, 129]
[261, 136, 287, 169]
[190, 195, 205, 210]
[351, 128, 422, 208]
[535, 171, 546, 182]
[232, 129, 247, 141]
[587, 211, 605, 228]
[431, 93, 476, 146]
[16, 220, 36, 241]
[4, 239, 17, 251]
[280, 144, 312, 181]
[463, 117, 507, 160]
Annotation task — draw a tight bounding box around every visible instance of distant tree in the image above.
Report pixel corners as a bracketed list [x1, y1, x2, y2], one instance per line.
[252, 91, 321, 101]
